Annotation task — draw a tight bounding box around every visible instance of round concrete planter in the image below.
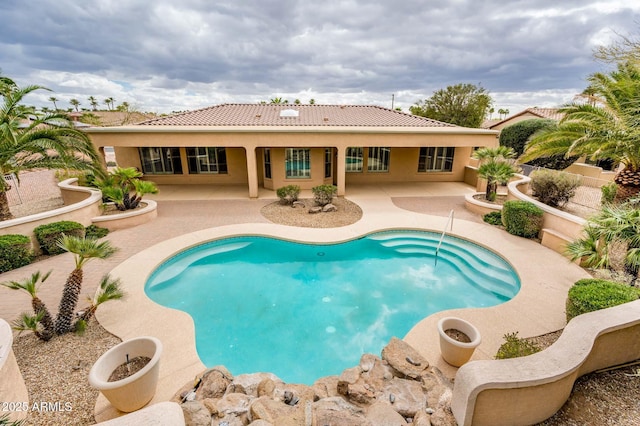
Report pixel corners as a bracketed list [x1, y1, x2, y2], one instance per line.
[437, 317, 481, 367]
[89, 336, 162, 412]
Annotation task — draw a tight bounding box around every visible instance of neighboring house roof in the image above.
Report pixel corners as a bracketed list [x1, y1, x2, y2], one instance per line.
[137, 104, 456, 128]
[488, 107, 564, 130]
[79, 111, 157, 127]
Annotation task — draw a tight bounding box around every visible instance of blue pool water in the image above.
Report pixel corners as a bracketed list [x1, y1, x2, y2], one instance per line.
[145, 230, 520, 384]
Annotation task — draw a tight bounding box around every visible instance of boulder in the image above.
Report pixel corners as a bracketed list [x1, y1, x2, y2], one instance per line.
[322, 203, 337, 212]
[308, 206, 322, 214]
[382, 378, 427, 417]
[365, 401, 409, 425]
[312, 375, 340, 399]
[200, 367, 234, 399]
[311, 397, 370, 426]
[381, 337, 429, 379]
[215, 392, 252, 421]
[233, 372, 282, 397]
[181, 400, 212, 426]
[249, 396, 301, 424]
[292, 200, 305, 208]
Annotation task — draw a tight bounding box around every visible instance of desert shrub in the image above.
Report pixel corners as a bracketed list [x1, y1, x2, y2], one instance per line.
[566, 278, 640, 322]
[0, 234, 34, 272]
[34, 221, 85, 255]
[530, 169, 581, 208]
[85, 224, 110, 239]
[495, 332, 541, 359]
[312, 184, 337, 206]
[501, 200, 543, 238]
[601, 182, 617, 205]
[106, 161, 117, 167]
[276, 185, 300, 205]
[483, 211, 503, 225]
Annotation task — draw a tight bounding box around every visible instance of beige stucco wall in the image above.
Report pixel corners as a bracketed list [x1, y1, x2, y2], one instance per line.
[87, 127, 498, 195]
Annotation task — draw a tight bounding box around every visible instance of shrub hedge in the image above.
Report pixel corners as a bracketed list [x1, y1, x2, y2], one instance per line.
[566, 278, 640, 322]
[34, 221, 85, 255]
[501, 200, 543, 238]
[276, 185, 300, 205]
[0, 234, 34, 273]
[483, 211, 503, 225]
[85, 224, 110, 239]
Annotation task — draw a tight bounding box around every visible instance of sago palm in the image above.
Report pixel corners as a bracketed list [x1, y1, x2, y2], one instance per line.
[54, 235, 117, 335]
[1, 270, 55, 341]
[473, 146, 518, 201]
[0, 81, 100, 220]
[79, 274, 125, 323]
[11, 311, 49, 341]
[521, 61, 640, 200]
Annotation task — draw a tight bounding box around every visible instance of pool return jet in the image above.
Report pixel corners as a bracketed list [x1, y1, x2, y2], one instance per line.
[434, 210, 454, 266]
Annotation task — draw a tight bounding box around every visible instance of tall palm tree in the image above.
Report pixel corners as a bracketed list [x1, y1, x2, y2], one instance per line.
[521, 61, 640, 201]
[48, 96, 59, 110]
[88, 96, 99, 111]
[0, 82, 100, 220]
[54, 235, 117, 335]
[104, 97, 115, 110]
[1, 270, 55, 340]
[473, 146, 519, 201]
[69, 98, 81, 111]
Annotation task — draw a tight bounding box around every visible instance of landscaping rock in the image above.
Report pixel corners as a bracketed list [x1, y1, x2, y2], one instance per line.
[181, 400, 212, 426]
[174, 337, 455, 426]
[308, 206, 322, 214]
[292, 201, 305, 208]
[322, 203, 337, 212]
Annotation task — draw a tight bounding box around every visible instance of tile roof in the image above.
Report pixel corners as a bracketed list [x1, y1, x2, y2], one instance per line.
[137, 104, 456, 127]
[488, 107, 564, 129]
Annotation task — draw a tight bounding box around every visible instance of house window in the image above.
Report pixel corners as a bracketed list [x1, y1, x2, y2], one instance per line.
[285, 148, 311, 178]
[418, 147, 455, 172]
[264, 148, 272, 179]
[324, 148, 332, 178]
[368, 147, 390, 172]
[139, 147, 182, 174]
[345, 147, 363, 172]
[186, 147, 227, 174]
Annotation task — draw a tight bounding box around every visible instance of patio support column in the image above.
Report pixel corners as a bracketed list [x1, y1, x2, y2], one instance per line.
[246, 147, 259, 198]
[336, 147, 346, 196]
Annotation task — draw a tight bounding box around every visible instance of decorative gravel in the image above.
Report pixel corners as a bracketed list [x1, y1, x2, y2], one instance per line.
[260, 197, 363, 227]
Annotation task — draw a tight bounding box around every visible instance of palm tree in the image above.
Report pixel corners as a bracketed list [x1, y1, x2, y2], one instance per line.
[1, 271, 55, 340]
[473, 146, 519, 201]
[69, 98, 81, 111]
[566, 201, 640, 283]
[521, 61, 640, 201]
[11, 311, 49, 341]
[48, 96, 59, 110]
[104, 97, 115, 110]
[0, 82, 100, 220]
[88, 96, 99, 111]
[54, 235, 117, 335]
[95, 167, 158, 210]
[79, 274, 124, 323]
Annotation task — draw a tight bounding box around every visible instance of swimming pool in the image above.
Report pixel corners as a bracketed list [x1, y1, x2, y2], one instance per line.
[145, 230, 520, 384]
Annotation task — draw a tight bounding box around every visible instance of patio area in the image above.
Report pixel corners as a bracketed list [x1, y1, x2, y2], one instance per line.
[0, 181, 590, 423]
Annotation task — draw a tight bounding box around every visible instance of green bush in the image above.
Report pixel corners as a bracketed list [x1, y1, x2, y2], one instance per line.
[483, 211, 503, 225]
[501, 200, 543, 238]
[85, 224, 110, 239]
[0, 234, 34, 273]
[601, 182, 617, 205]
[499, 119, 578, 169]
[312, 184, 337, 206]
[530, 169, 581, 208]
[34, 221, 85, 255]
[495, 332, 541, 359]
[276, 185, 300, 205]
[566, 278, 640, 322]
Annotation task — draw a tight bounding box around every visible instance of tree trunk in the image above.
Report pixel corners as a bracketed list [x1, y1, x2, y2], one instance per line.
[0, 190, 13, 221]
[32, 297, 55, 341]
[55, 268, 83, 335]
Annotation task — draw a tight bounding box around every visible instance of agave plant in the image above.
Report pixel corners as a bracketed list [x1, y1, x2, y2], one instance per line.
[1, 271, 55, 341]
[54, 235, 117, 335]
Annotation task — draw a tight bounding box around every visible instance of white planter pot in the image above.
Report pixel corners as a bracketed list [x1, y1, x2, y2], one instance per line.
[437, 317, 482, 367]
[89, 336, 162, 412]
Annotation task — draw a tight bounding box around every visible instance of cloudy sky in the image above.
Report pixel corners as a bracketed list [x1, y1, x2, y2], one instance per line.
[1, 0, 639, 116]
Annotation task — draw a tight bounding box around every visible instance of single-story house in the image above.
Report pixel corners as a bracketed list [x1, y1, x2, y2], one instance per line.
[85, 104, 499, 197]
[487, 107, 563, 131]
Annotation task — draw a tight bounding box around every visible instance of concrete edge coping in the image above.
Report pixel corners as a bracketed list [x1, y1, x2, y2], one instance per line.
[91, 200, 158, 223]
[94, 401, 184, 425]
[0, 318, 12, 369]
[464, 193, 503, 211]
[451, 299, 640, 425]
[0, 178, 102, 229]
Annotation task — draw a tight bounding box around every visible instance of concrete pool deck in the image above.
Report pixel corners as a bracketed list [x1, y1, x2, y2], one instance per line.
[0, 182, 590, 422]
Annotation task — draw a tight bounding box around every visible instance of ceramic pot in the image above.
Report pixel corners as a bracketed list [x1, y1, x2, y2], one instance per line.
[89, 336, 162, 412]
[437, 317, 481, 367]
